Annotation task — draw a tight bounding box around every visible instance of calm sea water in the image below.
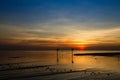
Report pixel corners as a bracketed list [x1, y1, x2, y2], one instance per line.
[0, 50, 120, 79]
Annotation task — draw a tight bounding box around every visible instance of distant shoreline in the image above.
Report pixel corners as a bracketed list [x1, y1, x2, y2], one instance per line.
[74, 52, 120, 56]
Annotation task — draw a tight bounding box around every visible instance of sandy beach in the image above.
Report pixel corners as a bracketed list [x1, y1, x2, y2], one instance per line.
[12, 69, 120, 80]
[0, 64, 120, 80]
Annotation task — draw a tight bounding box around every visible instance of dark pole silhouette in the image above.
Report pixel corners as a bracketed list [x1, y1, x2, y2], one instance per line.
[71, 48, 74, 63]
[56, 48, 59, 63]
[117, 56, 120, 64]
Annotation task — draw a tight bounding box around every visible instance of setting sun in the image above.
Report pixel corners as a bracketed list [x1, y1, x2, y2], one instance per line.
[72, 40, 88, 50]
[79, 45, 87, 50]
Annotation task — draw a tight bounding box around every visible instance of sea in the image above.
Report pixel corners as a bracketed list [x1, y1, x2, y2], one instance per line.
[0, 50, 120, 80]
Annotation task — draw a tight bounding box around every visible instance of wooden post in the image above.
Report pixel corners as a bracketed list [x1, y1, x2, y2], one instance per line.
[71, 48, 74, 63]
[57, 48, 59, 63]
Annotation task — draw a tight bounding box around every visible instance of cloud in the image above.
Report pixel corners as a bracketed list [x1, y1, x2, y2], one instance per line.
[64, 26, 120, 45]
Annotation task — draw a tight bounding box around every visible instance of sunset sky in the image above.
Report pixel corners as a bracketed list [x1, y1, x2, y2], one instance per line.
[0, 0, 120, 50]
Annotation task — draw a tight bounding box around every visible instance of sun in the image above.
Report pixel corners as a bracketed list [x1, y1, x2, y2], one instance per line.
[79, 45, 87, 50]
[77, 43, 87, 50]
[72, 40, 88, 50]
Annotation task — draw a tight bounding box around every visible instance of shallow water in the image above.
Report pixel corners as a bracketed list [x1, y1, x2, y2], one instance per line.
[0, 50, 120, 79]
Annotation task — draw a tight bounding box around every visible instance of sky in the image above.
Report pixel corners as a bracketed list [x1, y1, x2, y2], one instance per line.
[0, 0, 120, 50]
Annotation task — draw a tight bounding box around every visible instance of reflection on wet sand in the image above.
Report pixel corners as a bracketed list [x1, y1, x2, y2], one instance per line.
[56, 49, 74, 64]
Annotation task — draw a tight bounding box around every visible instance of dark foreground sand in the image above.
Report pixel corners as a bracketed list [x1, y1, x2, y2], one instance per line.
[13, 70, 120, 80]
[0, 65, 120, 80]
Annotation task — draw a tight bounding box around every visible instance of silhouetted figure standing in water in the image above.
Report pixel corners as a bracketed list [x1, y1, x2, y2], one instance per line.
[56, 48, 59, 63]
[71, 48, 74, 63]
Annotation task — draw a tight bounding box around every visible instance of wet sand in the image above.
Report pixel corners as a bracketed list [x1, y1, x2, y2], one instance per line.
[11, 69, 120, 80]
[0, 64, 120, 80]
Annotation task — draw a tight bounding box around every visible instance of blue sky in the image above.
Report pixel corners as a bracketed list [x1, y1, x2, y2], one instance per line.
[0, 0, 120, 26]
[0, 0, 120, 50]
